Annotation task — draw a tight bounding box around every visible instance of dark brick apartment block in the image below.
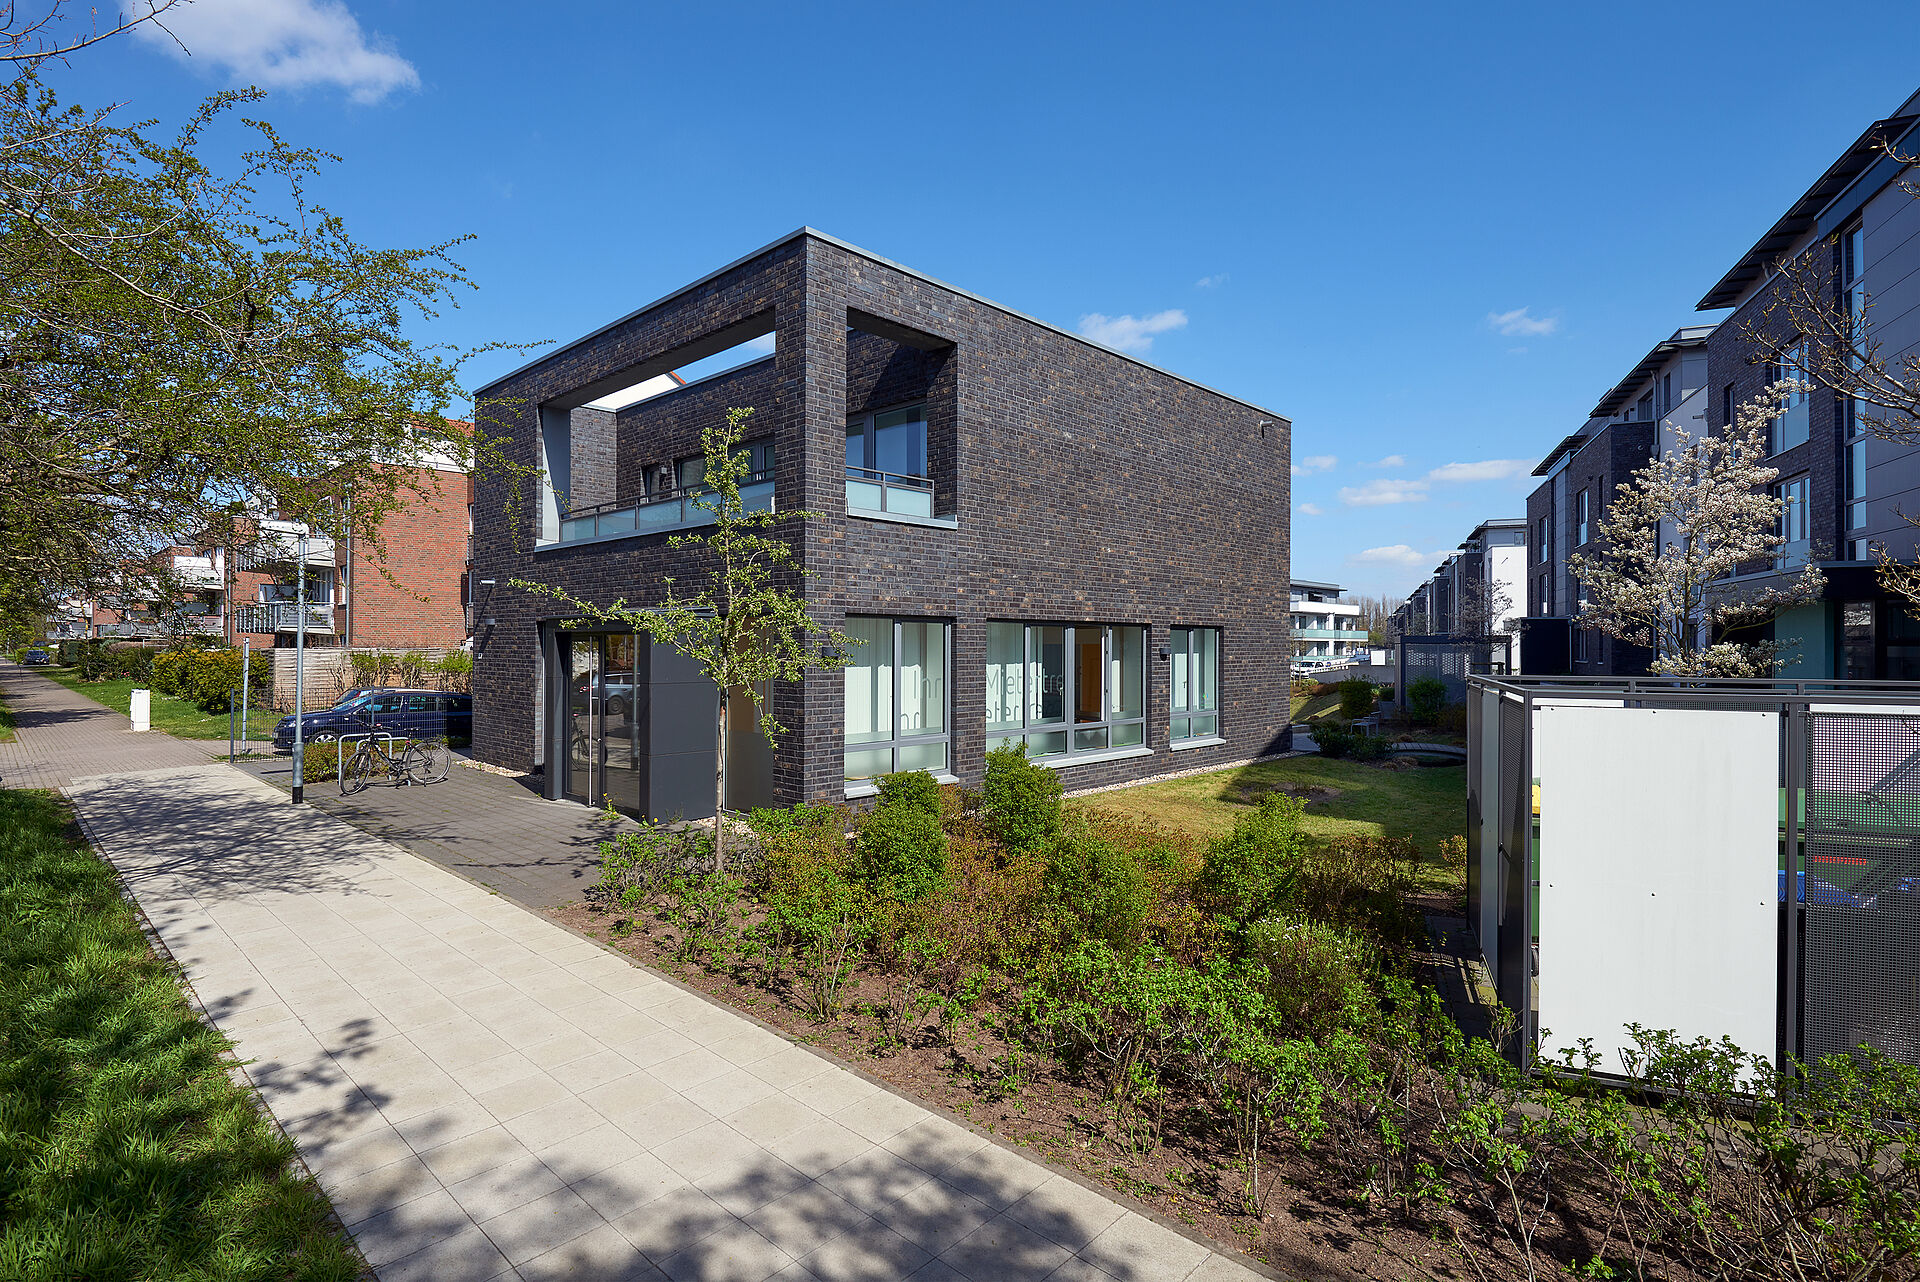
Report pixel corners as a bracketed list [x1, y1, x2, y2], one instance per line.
[469, 230, 1292, 816]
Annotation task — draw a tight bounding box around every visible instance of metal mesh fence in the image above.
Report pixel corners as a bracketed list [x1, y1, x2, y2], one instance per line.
[1498, 696, 1531, 1022]
[1466, 692, 1484, 948]
[1802, 711, 1920, 1066]
[1400, 637, 1503, 706]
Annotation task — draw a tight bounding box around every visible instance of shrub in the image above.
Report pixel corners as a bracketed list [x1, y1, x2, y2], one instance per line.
[1406, 676, 1448, 726]
[1299, 833, 1421, 941]
[747, 801, 844, 839]
[597, 822, 712, 912]
[434, 649, 474, 692]
[1245, 915, 1377, 1041]
[851, 803, 949, 905]
[875, 769, 943, 819]
[760, 817, 870, 1019]
[300, 746, 341, 784]
[1312, 724, 1355, 759]
[1043, 819, 1155, 951]
[1337, 679, 1375, 720]
[1198, 793, 1306, 936]
[982, 744, 1063, 852]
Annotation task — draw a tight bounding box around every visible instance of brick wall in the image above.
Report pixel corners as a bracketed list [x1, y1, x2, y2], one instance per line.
[471, 233, 1290, 806]
[339, 465, 471, 648]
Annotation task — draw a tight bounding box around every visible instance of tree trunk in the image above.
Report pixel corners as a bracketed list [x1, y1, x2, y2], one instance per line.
[714, 685, 729, 874]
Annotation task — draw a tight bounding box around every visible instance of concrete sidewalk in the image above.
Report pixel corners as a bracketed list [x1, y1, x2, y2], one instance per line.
[0, 660, 211, 790]
[68, 764, 1269, 1282]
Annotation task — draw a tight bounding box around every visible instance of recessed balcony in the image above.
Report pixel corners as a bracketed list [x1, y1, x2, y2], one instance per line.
[554, 473, 775, 546]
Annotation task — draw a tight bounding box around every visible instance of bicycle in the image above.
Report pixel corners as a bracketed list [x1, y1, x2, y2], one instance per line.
[340, 735, 452, 794]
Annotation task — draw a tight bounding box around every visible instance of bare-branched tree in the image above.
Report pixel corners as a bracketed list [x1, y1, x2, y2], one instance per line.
[1741, 136, 1920, 608]
[1568, 389, 1826, 676]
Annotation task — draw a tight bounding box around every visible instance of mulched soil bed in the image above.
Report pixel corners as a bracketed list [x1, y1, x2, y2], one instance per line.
[551, 901, 1477, 1282]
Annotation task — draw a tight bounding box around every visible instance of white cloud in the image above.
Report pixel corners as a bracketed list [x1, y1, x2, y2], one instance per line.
[1487, 307, 1559, 338]
[1426, 459, 1532, 483]
[1368, 454, 1406, 468]
[1195, 273, 1228, 288]
[136, 0, 420, 103]
[1290, 454, 1337, 477]
[1295, 502, 1324, 516]
[1351, 544, 1442, 567]
[1077, 309, 1187, 354]
[1339, 478, 1428, 506]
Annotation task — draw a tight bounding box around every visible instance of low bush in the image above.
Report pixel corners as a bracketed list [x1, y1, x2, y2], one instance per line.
[1043, 818, 1156, 951]
[1337, 678, 1375, 720]
[149, 646, 270, 711]
[1245, 914, 1376, 1041]
[1313, 724, 1388, 762]
[596, 822, 713, 912]
[62, 640, 158, 682]
[1406, 676, 1448, 726]
[433, 649, 474, 692]
[875, 769, 943, 819]
[1198, 793, 1306, 937]
[982, 744, 1062, 851]
[300, 746, 341, 784]
[851, 803, 949, 905]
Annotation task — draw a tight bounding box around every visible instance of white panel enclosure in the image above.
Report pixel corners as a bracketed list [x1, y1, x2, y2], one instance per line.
[1535, 704, 1779, 1075]
[1477, 687, 1502, 968]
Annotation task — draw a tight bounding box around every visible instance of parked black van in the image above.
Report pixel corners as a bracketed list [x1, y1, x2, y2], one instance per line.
[273, 689, 473, 750]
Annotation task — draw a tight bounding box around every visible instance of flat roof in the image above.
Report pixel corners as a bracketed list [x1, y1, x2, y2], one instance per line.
[476, 228, 1291, 423]
[1290, 579, 1343, 594]
[1696, 93, 1920, 311]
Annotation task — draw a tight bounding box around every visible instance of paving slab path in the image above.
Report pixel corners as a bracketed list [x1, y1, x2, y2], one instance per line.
[0, 659, 212, 789]
[65, 763, 1274, 1282]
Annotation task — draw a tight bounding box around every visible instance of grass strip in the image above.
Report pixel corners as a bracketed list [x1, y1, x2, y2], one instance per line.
[34, 668, 250, 740]
[0, 789, 363, 1281]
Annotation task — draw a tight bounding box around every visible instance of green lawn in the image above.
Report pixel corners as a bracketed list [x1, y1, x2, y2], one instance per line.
[0, 789, 362, 1281]
[35, 667, 256, 740]
[1076, 755, 1467, 895]
[0, 684, 13, 743]
[1287, 689, 1342, 724]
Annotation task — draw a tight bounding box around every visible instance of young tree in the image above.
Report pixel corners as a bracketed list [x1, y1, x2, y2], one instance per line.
[513, 407, 855, 870]
[1448, 576, 1514, 640]
[0, 63, 528, 628]
[1567, 390, 1825, 676]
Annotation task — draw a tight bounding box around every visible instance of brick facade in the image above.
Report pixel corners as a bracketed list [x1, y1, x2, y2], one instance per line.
[470, 231, 1291, 809]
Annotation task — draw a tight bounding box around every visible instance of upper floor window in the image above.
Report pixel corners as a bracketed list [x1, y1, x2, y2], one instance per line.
[846, 404, 931, 518]
[1170, 627, 1221, 743]
[1537, 514, 1550, 563]
[1775, 473, 1809, 569]
[1575, 489, 1589, 545]
[676, 439, 775, 493]
[844, 616, 949, 787]
[987, 622, 1145, 760]
[1636, 391, 1654, 422]
[1722, 383, 1734, 428]
[1767, 341, 1811, 454]
[1662, 372, 1673, 415]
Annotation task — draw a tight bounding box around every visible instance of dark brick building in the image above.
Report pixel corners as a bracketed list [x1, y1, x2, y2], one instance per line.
[468, 230, 1292, 817]
[1697, 85, 1920, 679]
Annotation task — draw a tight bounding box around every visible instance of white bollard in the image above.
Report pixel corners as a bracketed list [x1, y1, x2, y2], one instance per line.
[130, 688, 151, 732]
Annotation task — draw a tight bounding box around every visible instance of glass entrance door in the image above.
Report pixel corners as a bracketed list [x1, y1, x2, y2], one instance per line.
[564, 635, 600, 806]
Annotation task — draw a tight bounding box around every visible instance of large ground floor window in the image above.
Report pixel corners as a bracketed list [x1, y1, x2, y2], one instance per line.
[987, 622, 1145, 759]
[1170, 626, 1220, 742]
[844, 616, 950, 785]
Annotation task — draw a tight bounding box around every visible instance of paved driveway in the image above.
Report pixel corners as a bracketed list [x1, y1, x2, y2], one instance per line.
[67, 764, 1271, 1282]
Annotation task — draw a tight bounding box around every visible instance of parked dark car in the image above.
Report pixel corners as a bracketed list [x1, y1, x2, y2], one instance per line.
[22, 647, 50, 666]
[273, 689, 472, 750]
[332, 687, 381, 707]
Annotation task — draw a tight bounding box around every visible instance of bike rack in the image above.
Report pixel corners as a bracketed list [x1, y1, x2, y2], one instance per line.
[337, 731, 403, 779]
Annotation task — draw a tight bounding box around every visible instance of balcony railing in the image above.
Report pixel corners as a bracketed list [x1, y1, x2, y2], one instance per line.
[1292, 626, 1366, 640]
[234, 602, 334, 634]
[170, 555, 220, 587]
[845, 466, 933, 519]
[237, 528, 336, 571]
[557, 471, 776, 545]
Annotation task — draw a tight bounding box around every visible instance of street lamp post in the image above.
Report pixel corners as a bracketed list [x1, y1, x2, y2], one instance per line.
[291, 530, 308, 804]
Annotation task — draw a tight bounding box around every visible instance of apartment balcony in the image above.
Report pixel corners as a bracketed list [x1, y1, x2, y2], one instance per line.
[170, 554, 220, 588]
[1292, 626, 1365, 640]
[237, 524, 336, 570]
[845, 467, 933, 519]
[233, 602, 334, 634]
[556, 472, 775, 545]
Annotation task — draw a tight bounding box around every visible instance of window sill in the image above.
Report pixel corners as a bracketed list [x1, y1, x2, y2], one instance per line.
[847, 507, 959, 530]
[1033, 745, 1153, 771]
[1169, 735, 1227, 752]
[844, 771, 959, 800]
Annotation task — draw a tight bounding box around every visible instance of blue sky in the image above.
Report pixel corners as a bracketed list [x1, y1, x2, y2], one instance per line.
[58, 0, 1920, 597]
